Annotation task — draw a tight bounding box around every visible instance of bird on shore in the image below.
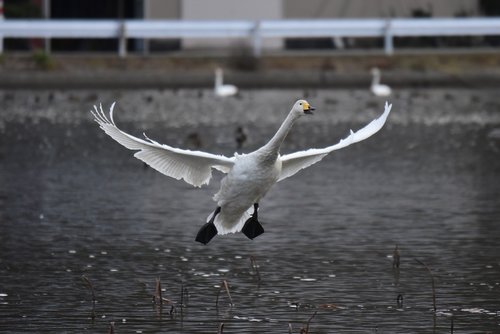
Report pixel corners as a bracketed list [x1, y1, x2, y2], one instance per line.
[235, 126, 247, 150]
[370, 68, 392, 97]
[214, 68, 238, 97]
[92, 100, 391, 244]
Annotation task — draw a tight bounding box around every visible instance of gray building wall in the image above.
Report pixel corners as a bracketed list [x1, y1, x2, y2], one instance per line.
[181, 0, 283, 49]
[141, 0, 482, 51]
[143, 0, 181, 51]
[145, 0, 181, 19]
[284, 0, 479, 18]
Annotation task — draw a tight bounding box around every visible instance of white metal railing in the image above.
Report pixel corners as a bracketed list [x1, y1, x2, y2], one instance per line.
[0, 18, 500, 56]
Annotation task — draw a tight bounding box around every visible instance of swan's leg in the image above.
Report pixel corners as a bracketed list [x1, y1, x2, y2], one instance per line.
[242, 203, 264, 240]
[195, 207, 220, 245]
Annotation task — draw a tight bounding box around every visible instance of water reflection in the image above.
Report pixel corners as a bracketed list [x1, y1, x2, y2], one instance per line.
[0, 89, 499, 332]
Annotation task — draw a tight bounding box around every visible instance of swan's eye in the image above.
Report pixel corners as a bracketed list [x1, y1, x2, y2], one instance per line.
[302, 102, 314, 114]
[299, 103, 302, 106]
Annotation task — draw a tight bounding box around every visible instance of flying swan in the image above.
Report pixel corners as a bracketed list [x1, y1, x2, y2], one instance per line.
[92, 100, 392, 244]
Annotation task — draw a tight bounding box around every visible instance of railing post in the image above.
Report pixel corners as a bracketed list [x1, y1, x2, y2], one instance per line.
[252, 20, 261, 58]
[0, 0, 4, 54]
[384, 19, 394, 55]
[43, 0, 51, 54]
[118, 20, 127, 58]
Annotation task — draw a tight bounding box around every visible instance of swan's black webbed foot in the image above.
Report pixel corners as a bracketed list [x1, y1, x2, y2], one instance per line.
[242, 203, 264, 240]
[195, 222, 217, 244]
[195, 207, 220, 245]
[242, 217, 264, 239]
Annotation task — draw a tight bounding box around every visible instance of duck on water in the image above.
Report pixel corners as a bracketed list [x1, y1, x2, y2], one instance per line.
[92, 100, 392, 244]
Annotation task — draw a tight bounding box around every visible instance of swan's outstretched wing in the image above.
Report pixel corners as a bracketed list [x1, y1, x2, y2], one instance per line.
[278, 102, 392, 182]
[92, 103, 235, 187]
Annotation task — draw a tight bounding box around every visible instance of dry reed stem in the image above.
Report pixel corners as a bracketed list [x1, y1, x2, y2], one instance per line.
[153, 277, 173, 306]
[155, 277, 163, 305]
[215, 279, 233, 307]
[250, 256, 261, 281]
[304, 311, 317, 333]
[81, 275, 96, 321]
[223, 280, 233, 306]
[179, 283, 189, 307]
[393, 244, 400, 269]
[108, 321, 115, 334]
[415, 258, 437, 312]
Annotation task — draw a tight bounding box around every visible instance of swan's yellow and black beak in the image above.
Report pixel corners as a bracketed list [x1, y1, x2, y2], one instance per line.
[303, 102, 315, 114]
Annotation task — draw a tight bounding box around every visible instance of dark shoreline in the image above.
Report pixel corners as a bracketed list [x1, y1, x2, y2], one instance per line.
[1, 52, 500, 89]
[2, 70, 500, 89]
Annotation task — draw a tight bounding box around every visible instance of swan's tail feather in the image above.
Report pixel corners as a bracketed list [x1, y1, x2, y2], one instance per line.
[208, 208, 252, 235]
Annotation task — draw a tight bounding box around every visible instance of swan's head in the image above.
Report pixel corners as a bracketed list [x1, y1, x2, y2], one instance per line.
[371, 67, 381, 76]
[293, 99, 315, 116]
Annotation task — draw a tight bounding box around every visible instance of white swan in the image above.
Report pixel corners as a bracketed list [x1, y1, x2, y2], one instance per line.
[370, 68, 392, 97]
[92, 100, 392, 244]
[214, 68, 238, 97]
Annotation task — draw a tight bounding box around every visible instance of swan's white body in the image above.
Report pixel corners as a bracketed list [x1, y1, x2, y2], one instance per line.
[371, 68, 392, 97]
[92, 100, 392, 237]
[214, 68, 238, 97]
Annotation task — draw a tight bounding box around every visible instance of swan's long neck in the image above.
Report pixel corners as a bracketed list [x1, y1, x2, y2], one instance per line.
[371, 72, 380, 86]
[260, 109, 299, 157]
[215, 70, 223, 88]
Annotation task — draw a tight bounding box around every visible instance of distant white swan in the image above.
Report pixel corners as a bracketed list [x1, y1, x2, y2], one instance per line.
[371, 68, 392, 97]
[92, 100, 392, 244]
[214, 68, 238, 97]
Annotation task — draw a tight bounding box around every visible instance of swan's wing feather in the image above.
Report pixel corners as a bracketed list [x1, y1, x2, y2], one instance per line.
[92, 103, 235, 187]
[278, 102, 391, 182]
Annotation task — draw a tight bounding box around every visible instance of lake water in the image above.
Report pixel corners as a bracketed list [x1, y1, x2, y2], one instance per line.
[1, 88, 500, 333]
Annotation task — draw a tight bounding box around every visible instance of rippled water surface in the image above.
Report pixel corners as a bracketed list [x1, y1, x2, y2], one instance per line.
[1, 89, 500, 333]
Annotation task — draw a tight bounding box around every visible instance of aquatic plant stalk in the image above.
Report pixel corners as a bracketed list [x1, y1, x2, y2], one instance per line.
[393, 244, 400, 269]
[250, 255, 261, 281]
[180, 283, 189, 307]
[153, 277, 173, 306]
[302, 311, 317, 334]
[415, 258, 437, 312]
[81, 275, 96, 321]
[108, 321, 115, 334]
[216, 280, 233, 307]
[155, 277, 163, 305]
